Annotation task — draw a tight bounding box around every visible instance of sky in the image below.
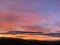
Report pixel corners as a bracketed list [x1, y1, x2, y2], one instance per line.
[0, 0, 60, 33]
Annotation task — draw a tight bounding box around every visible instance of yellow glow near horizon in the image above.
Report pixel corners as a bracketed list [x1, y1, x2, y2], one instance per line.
[0, 34, 59, 41]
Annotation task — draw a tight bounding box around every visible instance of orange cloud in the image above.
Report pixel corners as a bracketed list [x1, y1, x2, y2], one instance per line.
[0, 9, 45, 33]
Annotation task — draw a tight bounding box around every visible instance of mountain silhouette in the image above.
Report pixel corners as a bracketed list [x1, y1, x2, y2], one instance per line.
[0, 37, 60, 45]
[2, 31, 43, 35]
[2, 31, 60, 37]
[44, 33, 60, 37]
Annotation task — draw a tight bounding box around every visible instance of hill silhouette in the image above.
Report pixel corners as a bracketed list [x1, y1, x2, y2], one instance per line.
[0, 37, 60, 45]
[2, 31, 43, 34]
[2, 31, 60, 37]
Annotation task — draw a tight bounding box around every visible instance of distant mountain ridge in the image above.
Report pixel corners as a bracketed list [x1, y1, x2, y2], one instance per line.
[1, 31, 60, 37]
[2, 31, 43, 34]
[44, 33, 60, 37]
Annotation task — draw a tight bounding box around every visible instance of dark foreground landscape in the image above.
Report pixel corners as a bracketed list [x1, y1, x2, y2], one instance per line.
[0, 37, 60, 45]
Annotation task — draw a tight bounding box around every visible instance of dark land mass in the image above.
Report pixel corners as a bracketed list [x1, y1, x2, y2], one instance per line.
[0, 37, 60, 45]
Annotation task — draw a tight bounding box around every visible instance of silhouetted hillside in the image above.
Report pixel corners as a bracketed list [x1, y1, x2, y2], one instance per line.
[43, 33, 60, 37]
[3, 31, 60, 37]
[0, 37, 60, 45]
[2, 31, 43, 34]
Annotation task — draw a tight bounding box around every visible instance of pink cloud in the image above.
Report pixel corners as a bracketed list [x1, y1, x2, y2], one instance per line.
[1, 0, 60, 33]
[0, 9, 45, 33]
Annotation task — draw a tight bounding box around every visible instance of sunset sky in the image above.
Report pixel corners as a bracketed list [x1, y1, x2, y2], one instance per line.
[0, 0, 60, 33]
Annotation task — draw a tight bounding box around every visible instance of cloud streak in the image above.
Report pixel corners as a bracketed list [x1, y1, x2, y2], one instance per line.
[0, 0, 60, 34]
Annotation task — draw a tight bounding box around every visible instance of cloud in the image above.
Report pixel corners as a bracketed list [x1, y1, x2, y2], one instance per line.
[0, 8, 44, 33]
[0, 10, 59, 33]
[0, 0, 60, 34]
